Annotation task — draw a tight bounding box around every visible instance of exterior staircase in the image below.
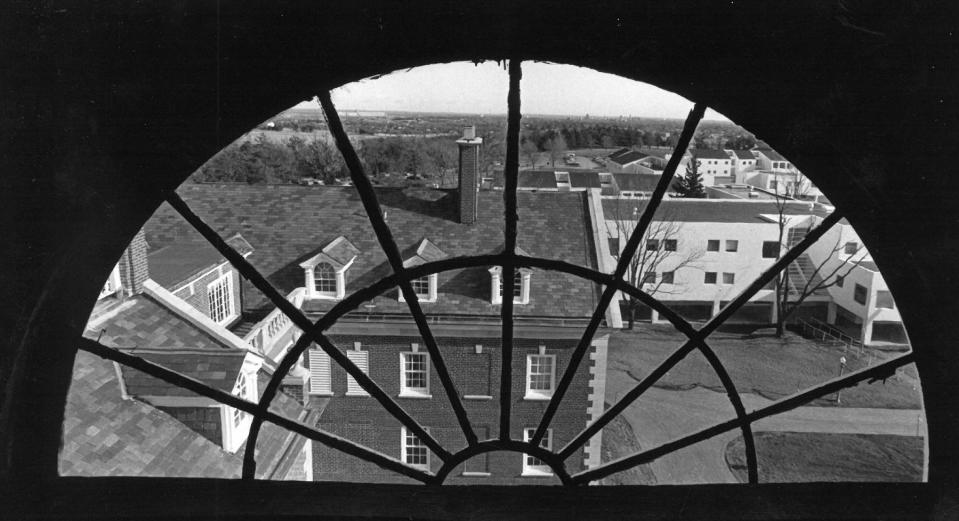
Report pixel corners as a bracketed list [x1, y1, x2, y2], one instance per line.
[785, 226, 829, 296]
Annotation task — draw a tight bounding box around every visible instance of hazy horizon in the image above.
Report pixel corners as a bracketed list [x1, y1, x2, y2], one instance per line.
[291, 61, 732, 122]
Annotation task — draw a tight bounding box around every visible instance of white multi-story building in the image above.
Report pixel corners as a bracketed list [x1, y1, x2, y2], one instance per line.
[592, 194, 906, 345]
[689, 149, 733, 186]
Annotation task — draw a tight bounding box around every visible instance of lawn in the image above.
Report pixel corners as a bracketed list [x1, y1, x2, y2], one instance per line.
[608, 326, 922, 409]
[598, 409, 657, 485]
[725, 432, 924, 483]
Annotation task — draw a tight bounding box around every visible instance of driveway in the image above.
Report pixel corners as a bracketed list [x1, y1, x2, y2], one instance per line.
[605, 364, 926, 484]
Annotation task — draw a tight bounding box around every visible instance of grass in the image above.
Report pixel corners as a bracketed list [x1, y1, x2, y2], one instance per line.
[725, 432, 924, 483]
[598, 406, 657, 485]
[608, 326, 922, 409]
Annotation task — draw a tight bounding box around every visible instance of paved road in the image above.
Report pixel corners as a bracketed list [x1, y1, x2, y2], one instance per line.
[605, 365, 926, 484]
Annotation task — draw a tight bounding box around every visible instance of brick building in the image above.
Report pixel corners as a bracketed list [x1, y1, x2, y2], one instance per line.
[98, 126, 614, 484]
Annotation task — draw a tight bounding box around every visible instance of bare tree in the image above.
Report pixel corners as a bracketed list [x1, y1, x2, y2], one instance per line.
[770, 192, 867, 337]
[605, 198, 704, 329]
[547, 134, 567, 167]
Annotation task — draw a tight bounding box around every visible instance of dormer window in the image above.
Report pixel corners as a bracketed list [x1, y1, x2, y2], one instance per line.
[300, 236, 360, 300]
[398, 238, 446, 304]
[490, 266, 531, 305]
[314, 263, 337, 296]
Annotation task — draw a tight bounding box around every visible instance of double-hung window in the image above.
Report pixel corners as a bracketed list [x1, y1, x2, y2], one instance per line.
[525, 352, 556, 400]
[411, 276, 431, 299]
[207, 273, 235, 325]
[314, 262, 337, 296]
[401, 427, 430, 470]
[522, 428, 553, 476]
[499, 271, 523, 299]
[725, 240, 739, 252]
[400, 351, 430, 397]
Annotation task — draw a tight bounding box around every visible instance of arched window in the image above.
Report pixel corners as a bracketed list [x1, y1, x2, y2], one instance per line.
[314, 263, 336, 295]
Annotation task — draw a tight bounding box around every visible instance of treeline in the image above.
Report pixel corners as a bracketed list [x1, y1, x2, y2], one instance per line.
[520, 121, 757, 152]
[192, 133, 500, 185]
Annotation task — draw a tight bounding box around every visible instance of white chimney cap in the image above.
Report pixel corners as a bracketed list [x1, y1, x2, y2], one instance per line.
[456, 125, 482, 145]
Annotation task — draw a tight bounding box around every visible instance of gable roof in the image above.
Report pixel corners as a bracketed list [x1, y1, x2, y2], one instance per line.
[607, 147, 633, 161]
[145, 184, 600, 320]
[730, 149, 755, 160]
[690, 148, 732, 160]
[300, 236, 361, 271]
[609, 150, 650, 165]
[402, 238, 448, 267]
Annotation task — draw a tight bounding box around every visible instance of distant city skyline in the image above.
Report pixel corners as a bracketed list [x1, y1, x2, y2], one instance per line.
[292, 61, 731, 121]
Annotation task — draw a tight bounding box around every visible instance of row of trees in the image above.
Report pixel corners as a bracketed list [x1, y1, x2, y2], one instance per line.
[193, 133, 507, 186]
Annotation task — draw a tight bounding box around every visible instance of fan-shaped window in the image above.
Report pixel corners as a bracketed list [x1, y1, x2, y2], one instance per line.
[65, 60, 924, 494]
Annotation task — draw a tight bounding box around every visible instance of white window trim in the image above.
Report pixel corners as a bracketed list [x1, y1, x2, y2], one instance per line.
[399, 350, 431, 398]
[398, 273, 438, 303]
[305, 261, 351, 300]
[524, 351, 556, 401]
[400, 427, 430, 471]
[522, 428, 553, 476]
[206, 273, 237, 325]
[489, 267, 531, 305]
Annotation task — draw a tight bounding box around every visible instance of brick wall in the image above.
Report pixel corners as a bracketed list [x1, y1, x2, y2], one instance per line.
[118, 229, 150, 295]
[309, 334, 592, 485]
[171, 264, 242, 326]
[457, 142, 480, 225]
[158, 406, 222, 447]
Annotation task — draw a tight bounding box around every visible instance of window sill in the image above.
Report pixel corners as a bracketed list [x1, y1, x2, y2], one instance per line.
[463, 395, 493, 401]
[523, 393, 552, 401]
[461, 471, 491, 477]
[521, 470, 554, 477]
[398, 392, 432, 399]
[345, 392, 370, 397]
[307, 391, 333, 396]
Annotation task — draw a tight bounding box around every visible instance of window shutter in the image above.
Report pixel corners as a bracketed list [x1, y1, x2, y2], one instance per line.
[308, 349, 331, 395]
[346, 350, 369, 395]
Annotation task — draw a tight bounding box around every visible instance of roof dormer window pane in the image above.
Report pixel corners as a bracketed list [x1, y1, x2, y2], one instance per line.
[314, 263, 337, 295]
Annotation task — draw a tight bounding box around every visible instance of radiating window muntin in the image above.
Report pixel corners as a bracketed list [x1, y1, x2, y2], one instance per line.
[73, 60, 922, 487]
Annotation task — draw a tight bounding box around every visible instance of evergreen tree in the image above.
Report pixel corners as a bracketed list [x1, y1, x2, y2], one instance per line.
[672, 158, 707, 198]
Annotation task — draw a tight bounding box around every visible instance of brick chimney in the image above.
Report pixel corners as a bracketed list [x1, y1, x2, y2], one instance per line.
[456, 126, 483, 224]
[118, 229, 150, 296]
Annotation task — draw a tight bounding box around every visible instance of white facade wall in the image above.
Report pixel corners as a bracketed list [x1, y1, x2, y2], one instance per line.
[804, 222, 902, 340]
[695, 157, 732, 187]
[603, 218, 781, 308]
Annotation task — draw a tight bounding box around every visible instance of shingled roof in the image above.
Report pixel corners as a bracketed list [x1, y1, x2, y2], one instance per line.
[755, 147, 787, 161]
[59, 351, 242, 478]
[86, 294, 235, 351]
[148, 234, 253, 289]
[730, 149, 756, 160]
[60, 352, 320, 479]
[608, 150, 650, 165]
[117, 348, 247, 397]
[145, 184, 600, 319]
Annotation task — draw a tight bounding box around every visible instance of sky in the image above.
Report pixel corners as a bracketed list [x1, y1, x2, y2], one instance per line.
[292, 61, 730, 121]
